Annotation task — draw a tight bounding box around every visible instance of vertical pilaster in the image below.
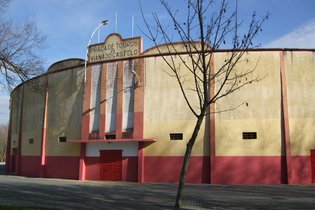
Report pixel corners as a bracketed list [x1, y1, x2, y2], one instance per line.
[134, 58, 145, 182]
[79, 66, 92, 180]
[280, 51, 293, 183]
[16, 86, 25, 176]
[99, 63, 107, 139]
[5, 99, 13, 172]
[39, 75, 49, 177]
[116, 61, 124, 139]
[134, 58, 145, 139]
[138, 142, 144, 182]
[209, 54, 216, 184]
[82, 66, 93, 140]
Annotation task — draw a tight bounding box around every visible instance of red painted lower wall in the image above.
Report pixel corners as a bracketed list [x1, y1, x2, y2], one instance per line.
[212, 156, 311, 184]
[291, 156, 312, 184]
[85, 156, 138, 182]
[213, 156, 282, 184]
[143, 156, 312, 184]
[20, 156, 40, 177]
[122, 157, 138, 181]
[144, 156, 210, 183]
[45, 156, 80, 179]
[85, 157, 100, 180]
[15, 155, 312, 184]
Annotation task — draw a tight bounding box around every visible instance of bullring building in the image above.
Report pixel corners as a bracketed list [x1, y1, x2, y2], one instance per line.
[5, 33, 315, 184]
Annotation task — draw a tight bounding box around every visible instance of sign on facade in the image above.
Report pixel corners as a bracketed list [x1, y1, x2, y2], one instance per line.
[88, 33, 141, 63]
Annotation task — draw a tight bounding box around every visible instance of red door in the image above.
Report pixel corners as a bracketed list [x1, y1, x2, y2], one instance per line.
[311, 150, 315, 183]
[100, 150, 122, 181]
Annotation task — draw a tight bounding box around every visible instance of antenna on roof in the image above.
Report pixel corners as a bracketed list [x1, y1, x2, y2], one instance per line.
[132, 15, 134, 37]
[115, 12, 118, 33]
[98, 21, 101, 43]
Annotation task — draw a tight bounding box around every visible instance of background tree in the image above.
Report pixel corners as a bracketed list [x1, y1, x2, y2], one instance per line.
[141, 0, 269, 209]
[0, 124, 8, 162]
[0, 0, 46, 91]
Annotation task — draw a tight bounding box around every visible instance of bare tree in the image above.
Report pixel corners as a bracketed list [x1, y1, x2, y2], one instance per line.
[0, 124, 8, 162]
[0, 0, 46, 91]
[141, 0, 269, 209]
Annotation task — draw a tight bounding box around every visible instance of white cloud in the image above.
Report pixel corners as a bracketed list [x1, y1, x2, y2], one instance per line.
[265, 18, 315, 48]
[0, 96, 10, 125]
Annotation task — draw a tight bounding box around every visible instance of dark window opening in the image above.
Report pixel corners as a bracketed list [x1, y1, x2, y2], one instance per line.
[29, 138, 34, 144]
[170, 133, 183, 140]
[122, 132, 133, 139]
[242, 132, 257, 140]
[58, 136, 67, 143]
[89, 131, 99, 139]
[105, 134, 116, 140]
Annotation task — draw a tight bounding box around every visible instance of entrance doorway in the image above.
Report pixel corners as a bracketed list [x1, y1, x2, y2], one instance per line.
[311, 150, 315, 183]
[99, 150, 122, 181]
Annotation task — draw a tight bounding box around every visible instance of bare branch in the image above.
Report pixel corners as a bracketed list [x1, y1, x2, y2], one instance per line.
[141, 1, 269, 208]
[0, 1, 46, 91]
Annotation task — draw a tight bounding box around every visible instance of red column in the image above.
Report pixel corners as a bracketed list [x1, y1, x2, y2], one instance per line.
[280, 51, 293, 183]
[209, 54, 216, 184]
[134, 58, 145, 139]
[5, 100, 13, 172]
[138, 142, 144, 182]
[39, 75, 49, 177]
[99, 63, 107, 139]
[16, 87, 25, 176]
[134, 58, 145, 182]
[116, 61, 124, 139]
[79, 66, 92, 180]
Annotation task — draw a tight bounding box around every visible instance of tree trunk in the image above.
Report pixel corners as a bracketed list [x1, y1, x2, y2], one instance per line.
[174, 114, 205, 209]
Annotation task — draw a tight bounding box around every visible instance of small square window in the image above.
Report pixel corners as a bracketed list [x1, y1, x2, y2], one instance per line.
[170, 133, 183, 140]
[58, 136, 67, 143]
[29, 138, 34, 144]
[242, 132, 257, 140]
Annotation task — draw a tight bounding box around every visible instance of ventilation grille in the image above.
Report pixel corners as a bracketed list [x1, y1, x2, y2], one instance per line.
[242, 132, 257, 140]
[170, 133, 183, 140]
[58, 136, 67, 143]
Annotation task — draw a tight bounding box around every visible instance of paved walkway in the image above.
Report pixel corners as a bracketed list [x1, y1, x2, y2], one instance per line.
[0, 175, 314, 209]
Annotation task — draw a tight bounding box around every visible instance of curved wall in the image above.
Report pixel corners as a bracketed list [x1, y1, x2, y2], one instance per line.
[5, 44, 315, 184]
[7, 60, 84, 179]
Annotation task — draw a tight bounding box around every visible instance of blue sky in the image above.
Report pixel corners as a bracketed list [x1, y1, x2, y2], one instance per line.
[1, 0, 315, 125]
